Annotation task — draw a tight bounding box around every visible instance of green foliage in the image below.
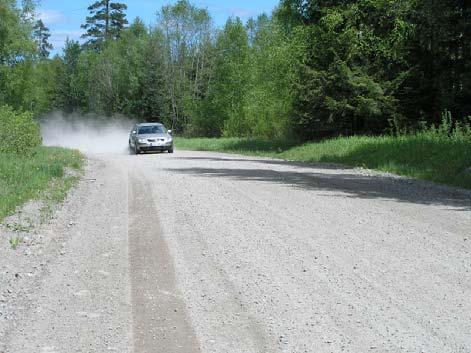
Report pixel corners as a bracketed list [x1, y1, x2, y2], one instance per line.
[193, 17, 250, 137]
[417, 111, 471, 141]
[193, 14, 300, 139]
[400, 0, 471, 124]
[0, 106, 41, 154]
[92, 19, 166, 117]
[0, 0, 36, 65]
[0, 0, 39, 113]
[276, 0, 470, 138]
[157, 0, 214, 131]
[243, 15, 300, 139]
[55, 39, 88, 112]
[2, 0, 470, 144]
[0, 146, 84, 221]
[0, 1, 59, 116]
[285, 0, 413, 138]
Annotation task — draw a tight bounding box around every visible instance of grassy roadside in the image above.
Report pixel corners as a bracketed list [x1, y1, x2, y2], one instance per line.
[0, 146, 84, 222]
[175, 134, 471, 189]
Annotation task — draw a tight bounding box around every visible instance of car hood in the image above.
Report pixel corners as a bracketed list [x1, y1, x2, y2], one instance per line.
[137, 133, 171, 139]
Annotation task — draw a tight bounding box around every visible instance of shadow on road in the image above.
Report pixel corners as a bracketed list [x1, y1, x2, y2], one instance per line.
[175, 156, 348, 170]
[168, 156, 471, 211]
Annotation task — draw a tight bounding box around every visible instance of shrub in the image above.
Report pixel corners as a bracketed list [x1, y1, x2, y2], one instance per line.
[420, 111, 471, 141]
[0, 105, 42, 154]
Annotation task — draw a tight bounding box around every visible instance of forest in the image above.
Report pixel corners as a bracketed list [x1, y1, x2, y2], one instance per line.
[1, 0, 470, 140]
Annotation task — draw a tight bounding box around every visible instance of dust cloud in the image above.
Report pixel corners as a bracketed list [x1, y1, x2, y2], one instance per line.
[41, 112, 135, 154]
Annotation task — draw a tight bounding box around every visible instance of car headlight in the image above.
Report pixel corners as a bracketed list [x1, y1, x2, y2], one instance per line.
[138, 138, 147, 143]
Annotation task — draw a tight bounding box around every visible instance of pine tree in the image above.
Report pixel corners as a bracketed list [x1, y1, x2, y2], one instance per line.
[109, 2, 128, 38]
[81, 0, 128, 49]
[33, 19, 53, 59]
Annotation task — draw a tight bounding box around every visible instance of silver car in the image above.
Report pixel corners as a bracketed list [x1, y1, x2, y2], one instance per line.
[129, 123, 174, 154]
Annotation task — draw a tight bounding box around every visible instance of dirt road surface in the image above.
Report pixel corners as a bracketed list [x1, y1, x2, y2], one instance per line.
[1, 150, 470, 353]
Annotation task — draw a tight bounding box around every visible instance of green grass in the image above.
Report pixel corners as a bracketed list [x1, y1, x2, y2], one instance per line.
[0, 146, 84, 222]
[9, 236, 22, 250]
[175, 137, 300, 156]
[175, 133, 471, 189]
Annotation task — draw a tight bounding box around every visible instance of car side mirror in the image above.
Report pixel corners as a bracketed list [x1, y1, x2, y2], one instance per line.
[168, 130, 173, 135]
[132, 130, 137, 135]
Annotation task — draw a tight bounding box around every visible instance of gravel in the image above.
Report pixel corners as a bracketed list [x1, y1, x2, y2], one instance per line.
[0, 158, 133, 353]
[1, 150, 470, 353]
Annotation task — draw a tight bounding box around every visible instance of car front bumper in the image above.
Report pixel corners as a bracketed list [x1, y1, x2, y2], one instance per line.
[138, 142, 173, 151]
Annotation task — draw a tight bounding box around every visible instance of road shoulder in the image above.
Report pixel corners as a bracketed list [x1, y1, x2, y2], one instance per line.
[0, 157, 133, 353]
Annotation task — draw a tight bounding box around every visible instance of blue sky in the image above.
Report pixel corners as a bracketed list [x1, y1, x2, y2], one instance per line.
[36, 0, 280, 53]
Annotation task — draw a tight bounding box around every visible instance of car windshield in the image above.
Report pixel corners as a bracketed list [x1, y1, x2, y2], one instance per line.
[138, 125, 166, 135]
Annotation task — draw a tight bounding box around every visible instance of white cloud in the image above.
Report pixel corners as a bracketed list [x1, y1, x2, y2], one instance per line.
[38, 9, 66, 25]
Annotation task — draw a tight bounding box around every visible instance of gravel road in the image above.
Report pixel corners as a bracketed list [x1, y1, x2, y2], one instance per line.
[1, 150, 470, 353]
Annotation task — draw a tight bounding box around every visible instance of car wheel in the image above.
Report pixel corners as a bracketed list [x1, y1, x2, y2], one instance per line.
[134, 145, 140, 155]
[168, 148, 174, 154]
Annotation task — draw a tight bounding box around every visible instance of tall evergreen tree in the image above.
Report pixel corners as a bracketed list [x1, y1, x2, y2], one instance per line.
[277, 0, 412, 138]
[400, 0, 471, 123]
[33, 19, 53, 59]
[81, 0, 128, 49]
